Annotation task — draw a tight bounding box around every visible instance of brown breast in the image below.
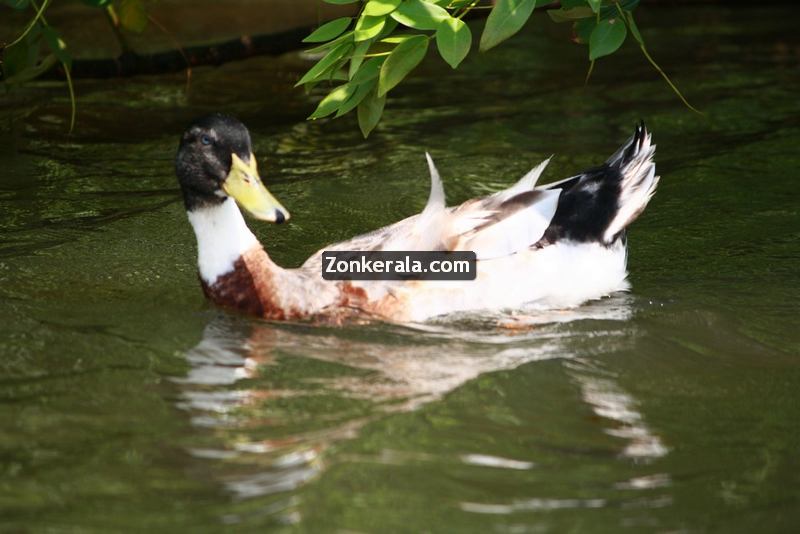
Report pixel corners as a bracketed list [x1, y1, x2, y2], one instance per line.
[200, 248, 400, 323]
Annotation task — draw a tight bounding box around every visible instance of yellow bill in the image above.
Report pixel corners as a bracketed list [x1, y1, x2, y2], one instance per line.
[223, 153, 290, 223]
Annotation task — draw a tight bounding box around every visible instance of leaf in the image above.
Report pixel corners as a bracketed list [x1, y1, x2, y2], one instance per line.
[547, 7, 593, 23]
[295, 42, 353, 86]
[358, 86, 386, 138]
[4, 0, 29, 9]
[436, 17, 471, 69]
[309, 84, 356, 119]
[117, 0, 147, 33]
[479, 0, 537, 52]
[377, 17, 399, 40]
[599, 0, 639, 19]
[303, 17, 352, 43]
[560, 0, 587, 7]
[586, 0, 601, 13]
[42, 26, 71, 67]
[351, 56, 384, 84]
[349, 40, 371, 79]
[336, 78, 376, 117]
[589, 17, 627, 60]
[304, 30, 353, 54]
[2, 53, 57, 85]
[573, 17, 595, 44]
[2, 25, 44, 81]
[363, 0, 402, 17]
[323, 0, 359, 4]
[355, 15, 386, 42]
[2, 41, 31, 79]
[624, 11, 643, 44]
[391, 0, 449, 31]
[378, 34, 429, 97]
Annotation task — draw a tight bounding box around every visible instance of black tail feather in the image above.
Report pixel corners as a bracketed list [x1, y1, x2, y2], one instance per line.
[537, 123, 658, 247]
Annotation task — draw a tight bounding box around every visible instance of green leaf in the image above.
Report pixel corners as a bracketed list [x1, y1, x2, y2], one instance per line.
[445, 0, 475, 7]
[304, 30, 353, 54]
[309, 84, 355, 119]
[2, 41, 31, 79]
[599, 0, 639, 19]
[2, 53, 57, 85]
[336, 78, 376, 117]
[589, 17, 627, 60]
[363, 0, 402, 17]
[295, 42, 353, 86]
[349, 39, 371, 79]
[42, 26, 71, 67]
[322, 0, 359, 4]
[479, 0, 537, 52]
[436, 17, 471, 69]
[303, 17, 352, 43]
[358, 86, 386, 138]
[355, 15, 386, 42]
[4, 0, 29, 9]
[351, 56, 384, 84]
[586, 0, 601, 13]
[560, 0, 587, 7]
[3, 25, 43, 79]
[378, 34, 429, 96]
[624, 11, 643, 44]
[376, 17, 399, 40]
[547, 6, 593, 23]
[391, 0, 449, 31]
[573, 17, 595, 45]
[117, 0, 147, 33]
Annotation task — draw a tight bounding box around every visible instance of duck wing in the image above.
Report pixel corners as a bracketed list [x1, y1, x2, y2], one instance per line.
[301, 155, 560, 270]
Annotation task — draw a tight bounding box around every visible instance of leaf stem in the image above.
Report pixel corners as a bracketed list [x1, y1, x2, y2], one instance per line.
[63, 63, 76, 133]
[6, 0, 51, 49]
[618, 6, 702, 114]
[104, 4, 133, 54]
[638, 42, 701, 114]
[584, 60, 595, 85]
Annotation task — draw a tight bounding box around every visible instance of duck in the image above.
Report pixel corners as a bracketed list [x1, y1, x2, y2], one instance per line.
[175, 114, 659, 323]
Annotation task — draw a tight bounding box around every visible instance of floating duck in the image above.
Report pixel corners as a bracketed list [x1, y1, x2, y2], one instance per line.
[176, 114, 658, 323]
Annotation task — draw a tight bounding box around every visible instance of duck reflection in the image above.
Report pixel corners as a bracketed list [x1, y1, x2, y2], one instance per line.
[174, 297, 668, 509]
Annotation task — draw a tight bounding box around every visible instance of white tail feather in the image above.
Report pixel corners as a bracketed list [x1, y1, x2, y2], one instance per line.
[496, 157, 552, 202]
[603, 130, 659, 242]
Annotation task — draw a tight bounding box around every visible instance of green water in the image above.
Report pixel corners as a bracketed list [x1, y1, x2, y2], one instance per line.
[2, 5, 799, 532]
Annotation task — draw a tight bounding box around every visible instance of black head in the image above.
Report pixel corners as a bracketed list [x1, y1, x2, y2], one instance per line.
[175, 113, 289, 222]
[175, 113, 252, 211]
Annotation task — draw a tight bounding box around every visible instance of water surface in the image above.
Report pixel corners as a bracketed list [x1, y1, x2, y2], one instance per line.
[1, 5, 799, 532]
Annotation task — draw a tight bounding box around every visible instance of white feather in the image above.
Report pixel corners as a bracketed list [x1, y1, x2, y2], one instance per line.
[187, 198, 259, 285]
[396, 240, 630, 322]
[423, 152, 445, 214]
[495, 157, 551, 202]
[603, 131, 659, 242]
[459, 188, 561, 260]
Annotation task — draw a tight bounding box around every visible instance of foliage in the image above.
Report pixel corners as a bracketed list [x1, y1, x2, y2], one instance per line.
[1, 0, 150, 133]
[0, 0, 698, 135]
[299, 0, 697, 137]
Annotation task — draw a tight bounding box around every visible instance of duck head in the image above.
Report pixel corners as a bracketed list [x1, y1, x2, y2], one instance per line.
[175, 113, 289, 223]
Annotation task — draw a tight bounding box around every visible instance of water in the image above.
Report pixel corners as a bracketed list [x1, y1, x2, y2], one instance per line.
[2, 5, 799, 532]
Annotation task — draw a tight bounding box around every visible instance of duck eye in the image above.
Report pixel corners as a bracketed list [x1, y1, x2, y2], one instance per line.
[200, 135, 212, 146]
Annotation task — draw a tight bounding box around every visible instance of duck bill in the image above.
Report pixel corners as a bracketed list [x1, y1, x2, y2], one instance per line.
[223, 153, 290, 223]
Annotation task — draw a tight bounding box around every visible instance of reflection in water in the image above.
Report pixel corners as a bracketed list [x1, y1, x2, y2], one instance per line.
[173, 296, 670, 516]
[568, 359, 669, 461]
